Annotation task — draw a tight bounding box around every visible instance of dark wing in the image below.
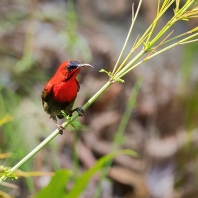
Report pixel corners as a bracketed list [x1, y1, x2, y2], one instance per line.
[76, 79, 80, 92]
[41, 81, 53, 102]
[41, 88, 52, 103]
[41, 83, 54, 113]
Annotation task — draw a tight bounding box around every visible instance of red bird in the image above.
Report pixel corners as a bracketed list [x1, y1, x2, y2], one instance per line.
[41, 60, 93, 133]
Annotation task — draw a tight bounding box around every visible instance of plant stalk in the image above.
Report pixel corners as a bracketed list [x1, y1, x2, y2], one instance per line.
[0, 81, 112, 183]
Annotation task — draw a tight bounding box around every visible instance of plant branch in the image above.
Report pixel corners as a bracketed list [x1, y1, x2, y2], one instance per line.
[0, 81, 111, 183]
[111, 0, 143, 76]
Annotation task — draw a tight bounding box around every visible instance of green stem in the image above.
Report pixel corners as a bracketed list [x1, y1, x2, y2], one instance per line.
[113, 49, 145, 81]
[113, 79, 142, 147]
[111, 0, 143, 76]
[135, 0, 175, 48]
[72, 130, 79, 181]
[148, 32, 198, 59]
[150, 0, 194, 46]
[0, 81, 111, 183]
[23, 0, 37, 57]
[111, 0, 178, 82]
[94, 79, 141, 198]
[162, 31, 193, 46]
[119, 32, 198, 78]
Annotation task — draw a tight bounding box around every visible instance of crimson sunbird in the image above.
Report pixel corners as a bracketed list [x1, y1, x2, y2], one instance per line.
[41, 60, 93, 133]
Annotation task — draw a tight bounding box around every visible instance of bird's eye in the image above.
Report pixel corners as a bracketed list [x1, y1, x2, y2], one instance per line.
[66, 61, 80, 71]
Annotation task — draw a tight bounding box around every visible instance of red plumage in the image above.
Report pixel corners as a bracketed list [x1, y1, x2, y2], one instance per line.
[44, 61, 79, 103]
[41, 60, 93, 132]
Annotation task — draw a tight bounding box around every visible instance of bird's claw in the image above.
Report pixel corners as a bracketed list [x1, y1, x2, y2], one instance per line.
[56, 124, 65, 135]
[50, 116, 65, 134]
[69, 107, 85, 117]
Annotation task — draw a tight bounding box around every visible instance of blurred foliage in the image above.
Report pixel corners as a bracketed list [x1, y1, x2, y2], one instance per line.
[35, 170, 71, 198]
[0, 191, 13, 198]
[180, 43, 198, 130]
[0, 0, 91, 196]
[35, 150, 137, 198]
[0, 115, 13, 127]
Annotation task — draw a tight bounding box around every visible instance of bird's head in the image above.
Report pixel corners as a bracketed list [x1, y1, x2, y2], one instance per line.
[57, 60, 93, 81]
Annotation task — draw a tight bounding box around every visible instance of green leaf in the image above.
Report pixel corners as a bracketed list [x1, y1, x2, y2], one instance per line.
[181, 17, 189, 21]
[99, 69, 108, 73]
[61, 110, 67, 118]
[70, 120, 81, 129]
[61, 110, 82, 130]
[116, 78, 125, 83]
[0, 166, 18, 181]
[35, 170, 72, 198]
[100, 69, 125, 83]
[99, 69, 112, 77]
[143, 42, 152, 51]
[0, 191, 13, 198]
[65, 149, 137, 198]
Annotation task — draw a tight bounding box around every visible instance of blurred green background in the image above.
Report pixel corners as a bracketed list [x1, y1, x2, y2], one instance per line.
[0, 0, 198, 197]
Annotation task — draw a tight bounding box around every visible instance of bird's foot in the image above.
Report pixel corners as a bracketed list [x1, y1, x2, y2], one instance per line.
[56, 124, 65, 135]
[49, 115, 65, 134]
[69, 107, 85, 117]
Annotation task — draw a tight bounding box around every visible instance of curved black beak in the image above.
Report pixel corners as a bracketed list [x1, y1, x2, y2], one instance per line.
[77, 63, 94, 68]
[67, 61, 93, 71]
